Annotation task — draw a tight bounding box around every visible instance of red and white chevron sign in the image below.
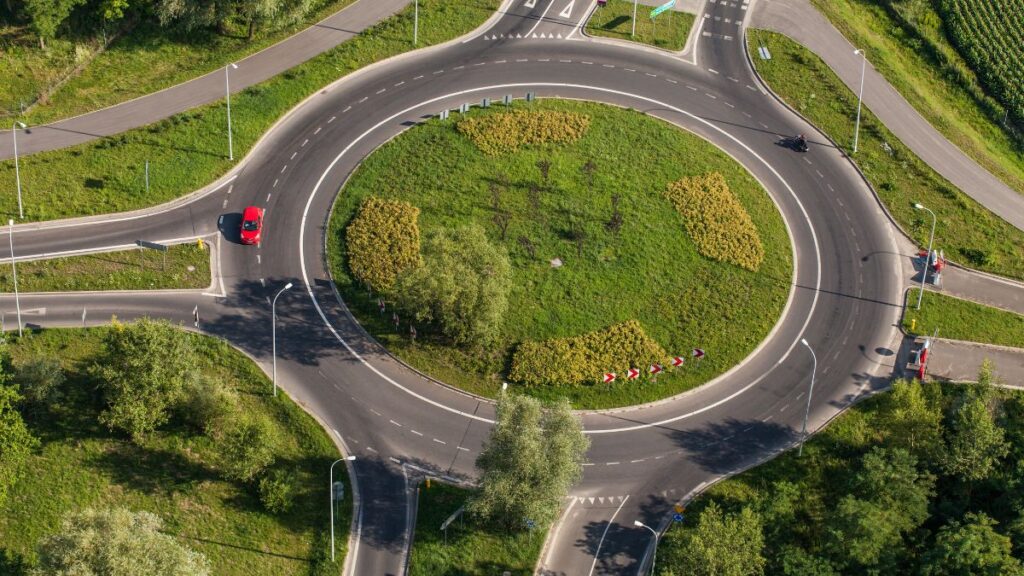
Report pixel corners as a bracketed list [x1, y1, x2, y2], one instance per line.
[649, 363, 663, 375]
[692, 348, 705, 359]
[671, 356, 685, 367]
[627, 368, 640, 380]
[603, 373, 616, 384]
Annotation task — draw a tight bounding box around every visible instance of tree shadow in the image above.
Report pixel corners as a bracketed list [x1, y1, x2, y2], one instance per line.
[350, 457, 412, 555]
[672, 418, 800, 475]
[88, 441, 219, 495]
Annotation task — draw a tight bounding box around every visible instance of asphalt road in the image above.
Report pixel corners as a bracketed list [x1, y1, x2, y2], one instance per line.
[0, 1, 929, 574]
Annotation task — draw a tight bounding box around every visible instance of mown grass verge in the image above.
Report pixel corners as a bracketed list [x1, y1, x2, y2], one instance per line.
[408, 483, 545, 576]
[586, 0, 695, 51]
[804, 0, 1024, 196]
[0, 327, 349, 576]
[903, 288, 1024, 349]
[748, 30, 1024, 280]
[0, 0, 500, 223]
[15, 0, 358, 124]
[327, 100, 792, 409]
[0, 242, 210, 292]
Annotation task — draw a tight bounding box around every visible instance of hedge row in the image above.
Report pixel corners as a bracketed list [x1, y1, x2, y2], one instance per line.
[508, 320, 666, 387]
[664, 172, 764, 271]
[345, 196, 422, 292]
[456, 109, 591, 155]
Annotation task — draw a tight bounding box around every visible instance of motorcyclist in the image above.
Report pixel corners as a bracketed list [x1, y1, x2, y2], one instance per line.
[794, 133, 808, 152]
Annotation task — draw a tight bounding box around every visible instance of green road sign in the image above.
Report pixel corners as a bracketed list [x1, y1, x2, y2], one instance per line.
[650, 0, 674, 18]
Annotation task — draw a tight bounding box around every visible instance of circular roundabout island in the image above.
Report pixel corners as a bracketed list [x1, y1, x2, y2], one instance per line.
[327, 100, 793, 410]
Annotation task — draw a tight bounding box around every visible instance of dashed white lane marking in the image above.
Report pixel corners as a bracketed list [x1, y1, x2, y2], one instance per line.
[796, 392, 804, 400]
[222, 199, 228, 208]
[227, 184, 233, 194]
[625, 67, 636, 72]
[725, 102, 735, 108]
[433, 438, 446, 445]
[654, 455, 664, 459]
[454, 65, 465, 70]
[560, 59, 573, 63]
[762, 415, 773, 422]
[728, 76, 739, 82]
[606, 461, 620, 466]
[687, 85, 698, 90]
[314, 126, 322, 135]
[516, 59, 528, 63]
[273, 178, 278, 188]
[260, 278, 265, 287]
[290, 152, 297, 160]
[780, 403, 789, 412]
[301, 138, 309, 147]
[256, 254, 261, 264]
[366, 446, 378, 453]
[358, 96, 368, 103]
[706, 93, 717, 99]
[827, 183, 835, 191]
[370, 409, 382, 416]
[630, 459, 644, 463]
[328, 116, 336, 123]
[742, 111, 752, 118]
[280, 165, 287, 173]
[266, 193, 271, 202]
[343, 106, 351, 113]
[759, 122, 769, 128]
[747, 84, 758, 91]
[538, 58, 550, 62]
[410, 429, 423, 436]
[708, 68, 719, 74]
[816, 170, 824, 178]
[457, 446, 470, 452]
[433, 69, 445, 74]
[645, 72, 657, 77]
[413, 75, 424, 80]
[582, 462, 595, 466]
[603, 64, 615, 68]
[389, 457, 401, 464]
[389, 419, 402, 427]
[582, 61, 593, 65]
[666, 78, 677, 84]
[376, 88, 386, 94]
[493, 60, 506, 64]
[473, 62, 485, 66]
[804, 157, 812, 164]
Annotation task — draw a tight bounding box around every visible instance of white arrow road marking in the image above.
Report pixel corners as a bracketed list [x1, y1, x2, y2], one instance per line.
[559, 0, 574, 18]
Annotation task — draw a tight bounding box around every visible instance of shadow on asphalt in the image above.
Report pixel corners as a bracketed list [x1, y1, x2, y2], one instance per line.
[672, 418, 799, 475]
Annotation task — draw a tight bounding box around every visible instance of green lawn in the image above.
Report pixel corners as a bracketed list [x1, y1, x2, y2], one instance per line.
[661, 378, 1024, 573]
[586, 0, 695, 51]
[804, 0, 1024, 196]
[408, 483, 545, 576]
[0, 242, 210, 292]
[748, 30, 1024, 280]
[3, 0, 357, 123]
[0, 327, 350, 575]
[904, 288, 1024, 349]
[0, 0, 499, 223]
[327, 100, 792, 409]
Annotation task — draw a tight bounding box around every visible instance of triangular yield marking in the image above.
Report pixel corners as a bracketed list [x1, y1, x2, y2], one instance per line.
[516, 33, 522, 38]
[557, 32, 563, 38]
[532, 33, 538, 38]
[588, 497, 595, 504]
[559, 0, 575, 18]
[525, 0, 537, 7]
[598, 497, 605, 504]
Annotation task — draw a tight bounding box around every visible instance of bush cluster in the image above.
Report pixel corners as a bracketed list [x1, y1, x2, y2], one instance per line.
[508, 320, 666, 387]
[346, 197, 422, 292]
[664, 172, 765, 271]
[457, 109, 591, 155]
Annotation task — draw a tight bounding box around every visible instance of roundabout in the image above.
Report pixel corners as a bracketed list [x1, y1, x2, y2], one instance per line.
[0, 1, 910, 574]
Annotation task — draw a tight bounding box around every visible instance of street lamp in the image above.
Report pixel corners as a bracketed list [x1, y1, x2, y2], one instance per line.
[914, 203, 936, 310]
[225, 63, 239, 160]
[12, 121, 26, 219]
[852, 49, 866, 154]
[330, 455, 357, 562]
[271, 282, 293, 397]
[631, 0, 639, 37]
[414, 0, 419, 46]
[798, 338, 817, 457]
[7, 219, 21, 337]
[634, 520, 659, 575]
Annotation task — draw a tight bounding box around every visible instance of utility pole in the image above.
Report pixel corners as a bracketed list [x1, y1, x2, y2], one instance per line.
[852, 49, 866, 154]
[225, 63, 238, 160]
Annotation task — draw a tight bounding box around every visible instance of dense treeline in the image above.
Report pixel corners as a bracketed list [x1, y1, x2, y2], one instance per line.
[2, 0, 325, 49]
[660, 363, 1024, 575]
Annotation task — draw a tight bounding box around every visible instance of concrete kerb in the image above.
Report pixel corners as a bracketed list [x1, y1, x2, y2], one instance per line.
[8, 0, 516, 234]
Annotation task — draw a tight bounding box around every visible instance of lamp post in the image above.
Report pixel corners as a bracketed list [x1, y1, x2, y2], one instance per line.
[634, 520, 659, 575]
[852, 49, 866, 154]
[272, 282, 293, 397]
[799, 338, 817, 457]
[330, 455, 357, 562]
[632, 0, 639, 37]
[8, 219, 21, 338]
[12, 121, 26, 219]
[914, 203, 936, 310]
[414, 0, 419, 46]
[225, 63, 238, 160]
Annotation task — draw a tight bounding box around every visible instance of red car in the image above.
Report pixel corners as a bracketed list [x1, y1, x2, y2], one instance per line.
[240, 206, 264, 245]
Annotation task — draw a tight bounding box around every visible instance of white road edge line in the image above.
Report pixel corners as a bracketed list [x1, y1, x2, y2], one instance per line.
[587, 495, 629, 576]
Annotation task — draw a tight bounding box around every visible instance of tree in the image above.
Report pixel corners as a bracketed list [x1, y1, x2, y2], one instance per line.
[154, 0, 232, 32]
[921, 513, 1024, 576]
[777, 545, 838, 576]
[827, 495, 901, 569]
[394, 225, 512, 347]
[0, 385, 38, 509]
[23, 0, 84, 49]
[660, 501, 766, 576]
[942, 396, 1009, 482]
[14, 357, 65, 415]
[879, 379, 943, 463]
[470, 395, 588, 531]
[93, 318, 198, 440]
[258, 468, 296, 513]
[237, 0, 279, 39]
[535, 159, 552, 189]
[214, 414, 277, 482]
[33, 508, 210, 576]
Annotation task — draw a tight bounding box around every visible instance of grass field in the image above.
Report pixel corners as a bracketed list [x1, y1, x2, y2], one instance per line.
[0, 0, 499, 223]
[0, 327, 349, 575]
[2, 0, 356, 123]
[748, 30, 1024, 280]
[586, 0, 695, 51]
[407, 483, 545, 576]
[903, 288, 1024, 349]
[804, 0, 1024, 196]
[0, 242, 210, 292]
[327, 100, 792, 409]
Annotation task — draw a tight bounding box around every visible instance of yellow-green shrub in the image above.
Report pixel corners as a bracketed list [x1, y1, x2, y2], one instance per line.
[509, 320, 666, 387]
[457, 110, 591, 155]
[345, 197, 421, 292]
[664, 172, 764, 271]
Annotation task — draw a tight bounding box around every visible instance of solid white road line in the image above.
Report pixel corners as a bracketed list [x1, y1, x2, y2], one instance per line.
[587, 495, 630, 576]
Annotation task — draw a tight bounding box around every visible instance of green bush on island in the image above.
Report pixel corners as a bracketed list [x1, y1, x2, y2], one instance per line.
[346, 197, 422, 293]
[509, 320, 667, 387]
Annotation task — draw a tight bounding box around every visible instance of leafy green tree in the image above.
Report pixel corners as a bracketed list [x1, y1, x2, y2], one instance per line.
[154, 0, 232, 32]
[23, 0, 85, 48]
[921, 513, 1024, 576]
[0, 384, 38, 508]
[237, 0, 280, 39]
[395, 225, 512, 347]
[853, 447, 933, 526]
[93, 318, 198, 440]
[32, 508, 210, 576]
[942, 396, 1009, 482]
[215, 414, 277, 482]
[777, 545, 838, 576]
[470, 394, 588, 531]
[827, 495, 900, 568]
[14, 357, 65, 415]
[879, 379, 943, 462]
[258, 468, 296, 513]
[660, 501, 766, 576]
